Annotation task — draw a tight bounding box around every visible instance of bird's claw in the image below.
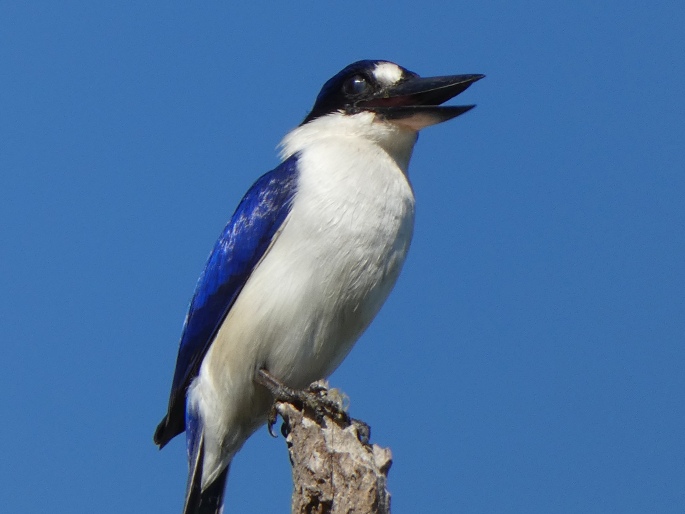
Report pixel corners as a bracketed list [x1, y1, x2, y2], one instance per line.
[255, 369, 351, 432]
[304, 391, 350, 426]
[266, 404, 279, 438]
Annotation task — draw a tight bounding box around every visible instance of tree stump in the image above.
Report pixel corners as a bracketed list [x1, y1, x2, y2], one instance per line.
[273, 383, 393, 514]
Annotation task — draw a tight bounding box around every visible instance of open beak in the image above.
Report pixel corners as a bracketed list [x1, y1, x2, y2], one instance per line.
[361, 73, 484, 130]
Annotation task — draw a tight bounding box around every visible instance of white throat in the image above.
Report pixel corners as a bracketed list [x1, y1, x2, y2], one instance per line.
[279, 111, 419, 174]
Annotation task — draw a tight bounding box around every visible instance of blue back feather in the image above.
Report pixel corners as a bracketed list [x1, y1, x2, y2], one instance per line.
[156, 155, 299, 445]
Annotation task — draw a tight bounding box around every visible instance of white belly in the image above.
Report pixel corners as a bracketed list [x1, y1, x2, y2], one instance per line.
[192, 134, 415, 482]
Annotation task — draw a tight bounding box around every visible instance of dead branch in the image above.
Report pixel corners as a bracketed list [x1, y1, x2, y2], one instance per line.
[272, 383, 393, 514]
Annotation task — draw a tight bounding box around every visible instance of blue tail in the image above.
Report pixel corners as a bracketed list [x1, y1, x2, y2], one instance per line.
[183, 407, 230, 514]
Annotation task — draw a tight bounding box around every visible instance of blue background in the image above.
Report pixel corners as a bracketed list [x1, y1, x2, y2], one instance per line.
[2, 2, 683, 513]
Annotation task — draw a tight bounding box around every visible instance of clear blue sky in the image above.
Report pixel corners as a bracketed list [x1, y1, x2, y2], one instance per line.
[2, 2, 683, 513]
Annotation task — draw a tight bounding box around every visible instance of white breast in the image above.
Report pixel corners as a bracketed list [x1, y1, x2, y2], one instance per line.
[263, 129, 415, 381]
[193, 112, 417, 484]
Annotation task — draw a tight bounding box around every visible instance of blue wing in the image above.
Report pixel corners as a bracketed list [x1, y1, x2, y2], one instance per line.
[154, 155, 299, 447]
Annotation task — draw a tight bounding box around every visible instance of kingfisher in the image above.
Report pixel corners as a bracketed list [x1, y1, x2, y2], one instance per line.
[154, 59, 483, 514]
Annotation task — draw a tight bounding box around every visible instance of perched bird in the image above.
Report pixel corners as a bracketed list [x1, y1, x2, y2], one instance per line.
[154, 59, 483, 514]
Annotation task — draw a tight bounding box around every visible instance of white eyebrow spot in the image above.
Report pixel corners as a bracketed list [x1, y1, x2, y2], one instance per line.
[372, 62, 404, 86]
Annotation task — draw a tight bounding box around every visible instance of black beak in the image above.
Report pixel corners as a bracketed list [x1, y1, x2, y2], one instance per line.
[361, 73, 484, 129]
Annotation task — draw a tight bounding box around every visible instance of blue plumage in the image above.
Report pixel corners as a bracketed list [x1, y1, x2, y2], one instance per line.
[154, 155, 299, 447]
[154, 59, 482, 514]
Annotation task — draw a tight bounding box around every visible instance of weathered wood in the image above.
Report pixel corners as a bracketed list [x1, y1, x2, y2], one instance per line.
[273, 383, 392, 514]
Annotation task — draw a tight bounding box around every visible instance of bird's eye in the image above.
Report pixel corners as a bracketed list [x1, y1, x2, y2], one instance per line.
[343, 75, 369, 96]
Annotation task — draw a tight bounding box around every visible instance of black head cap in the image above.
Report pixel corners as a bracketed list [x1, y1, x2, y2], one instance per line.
[302, 60, 417, 125]
[301, 60, 484, 128]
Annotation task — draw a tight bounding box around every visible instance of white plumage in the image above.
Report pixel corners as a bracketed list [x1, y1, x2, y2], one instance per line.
[191, 109, 417, 486]
[156, 60, 482, 514]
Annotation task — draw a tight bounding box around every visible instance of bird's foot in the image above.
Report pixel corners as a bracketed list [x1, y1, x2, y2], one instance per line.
[256, 369, 352, 434]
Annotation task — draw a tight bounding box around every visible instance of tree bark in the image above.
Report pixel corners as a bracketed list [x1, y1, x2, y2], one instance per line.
[273, 383, 393, 514]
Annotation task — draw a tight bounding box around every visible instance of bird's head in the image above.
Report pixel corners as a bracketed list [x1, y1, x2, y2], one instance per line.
[280, 60, 483, 170]
[302, 60, 484, 130]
